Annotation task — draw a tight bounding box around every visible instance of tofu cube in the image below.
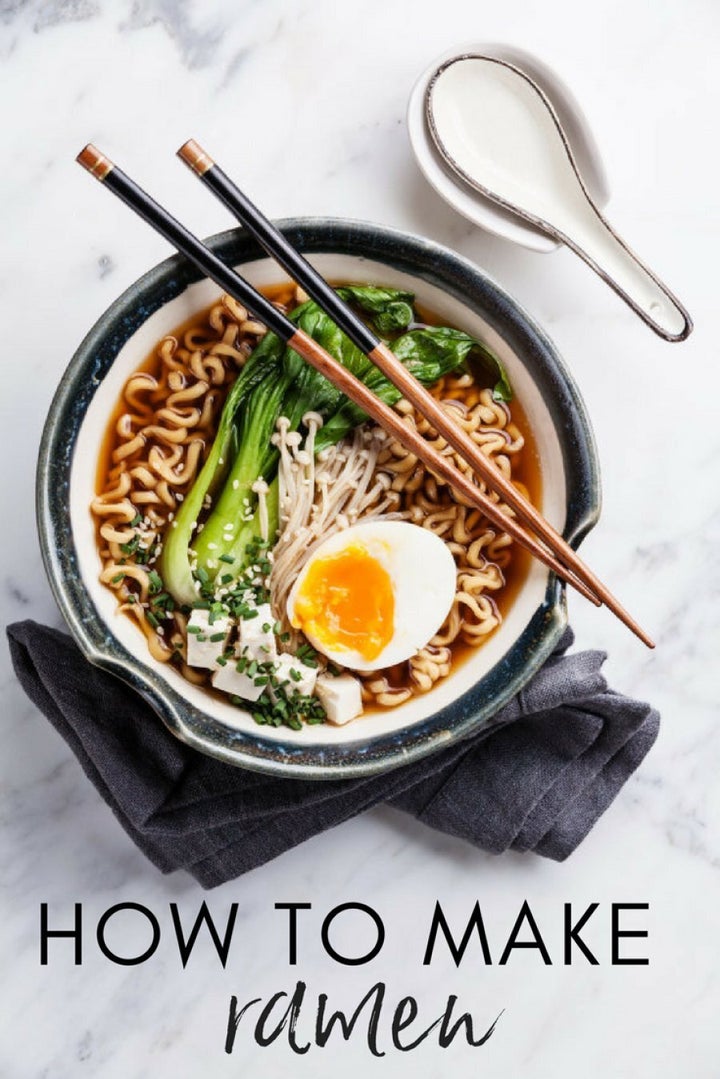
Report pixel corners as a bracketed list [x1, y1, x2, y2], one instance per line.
[211, 662, 265, 702]
[315, 673, 363, 725]
[271, 653, 317, 699]
[186, 610, 232, 670]
[238, 603, 277, 665]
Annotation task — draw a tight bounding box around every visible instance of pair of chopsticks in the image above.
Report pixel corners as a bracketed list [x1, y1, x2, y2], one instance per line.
[76, 141, 653, 648]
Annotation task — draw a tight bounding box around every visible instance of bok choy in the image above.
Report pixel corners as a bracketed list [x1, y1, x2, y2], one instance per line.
[161, 286, 511, 606]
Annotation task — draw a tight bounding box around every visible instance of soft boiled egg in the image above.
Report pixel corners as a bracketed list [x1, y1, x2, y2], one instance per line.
[286, 520, 457, 672]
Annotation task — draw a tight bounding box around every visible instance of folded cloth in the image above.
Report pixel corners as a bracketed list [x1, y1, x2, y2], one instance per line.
[7, 620, 659, 888]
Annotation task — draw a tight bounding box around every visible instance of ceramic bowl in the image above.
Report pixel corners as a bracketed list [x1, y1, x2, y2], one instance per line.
[37, 218, 600, 779]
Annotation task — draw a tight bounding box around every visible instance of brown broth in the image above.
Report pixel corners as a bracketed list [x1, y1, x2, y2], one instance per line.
[95, 282, 296, 494]
[356, 291, 541, 695]
[95, 281, 542, 703]
[411, 298, 541, 667]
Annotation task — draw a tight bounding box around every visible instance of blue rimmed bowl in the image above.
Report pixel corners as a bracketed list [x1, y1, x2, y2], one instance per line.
[37, 218, 600, 779]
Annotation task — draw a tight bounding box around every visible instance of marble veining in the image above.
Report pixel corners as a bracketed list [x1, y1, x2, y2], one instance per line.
[1, 0, 718, 1075]
[121, 0, 225, 70]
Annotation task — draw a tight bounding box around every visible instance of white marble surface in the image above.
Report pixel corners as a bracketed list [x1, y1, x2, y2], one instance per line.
[1, 1, 718, 1075]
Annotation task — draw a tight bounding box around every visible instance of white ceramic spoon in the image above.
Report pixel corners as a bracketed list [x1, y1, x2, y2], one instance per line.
[408, 42, 612, 254]
[426, 55, 692, 342]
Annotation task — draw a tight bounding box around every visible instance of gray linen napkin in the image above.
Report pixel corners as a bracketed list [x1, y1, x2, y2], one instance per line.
[6, 620, 659, 888]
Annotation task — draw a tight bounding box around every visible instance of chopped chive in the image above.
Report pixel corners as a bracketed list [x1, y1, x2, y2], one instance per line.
[148, 569, 163, 594]
[120, 535, 140, 555]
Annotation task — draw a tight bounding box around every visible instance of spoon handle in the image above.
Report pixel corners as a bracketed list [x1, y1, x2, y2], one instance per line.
[561, 201, 692, 341]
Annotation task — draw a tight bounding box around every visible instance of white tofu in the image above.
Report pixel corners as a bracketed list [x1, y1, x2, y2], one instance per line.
[186, 610, 232, 670]
[211, 662, 265, 702]
[271, 653, 317, 699]
[238, 603, 277, 665]
[315, 673, 363, 725]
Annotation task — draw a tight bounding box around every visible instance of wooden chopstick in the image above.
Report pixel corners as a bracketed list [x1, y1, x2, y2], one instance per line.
[176, 139, 654, 649]
[75, 144, 648, 641]
[76, 144, 595, 601]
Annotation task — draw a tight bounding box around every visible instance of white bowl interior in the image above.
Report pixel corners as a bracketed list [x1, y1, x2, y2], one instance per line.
[70, 253, 565, 746]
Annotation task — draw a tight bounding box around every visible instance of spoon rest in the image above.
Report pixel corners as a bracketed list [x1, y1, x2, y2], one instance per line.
[426, 55, 692, 342]
[408, 43, 611, 253]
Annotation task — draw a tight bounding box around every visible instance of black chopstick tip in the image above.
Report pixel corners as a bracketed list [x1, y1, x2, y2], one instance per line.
[76, 144, 114, 181]
[177, 139, 214, 177]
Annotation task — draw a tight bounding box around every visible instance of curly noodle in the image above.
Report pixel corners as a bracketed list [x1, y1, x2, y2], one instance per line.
[354, 372, 527, 705]
[92, 291, 533, 713]
[91, 287, 295, 677]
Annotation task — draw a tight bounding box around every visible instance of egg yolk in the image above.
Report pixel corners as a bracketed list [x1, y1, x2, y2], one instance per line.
[291, 544, 395, 661]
